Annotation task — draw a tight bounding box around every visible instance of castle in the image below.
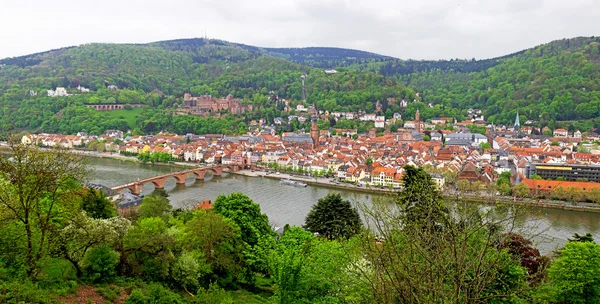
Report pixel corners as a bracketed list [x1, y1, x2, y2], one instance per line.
[183, 93, 252, 115]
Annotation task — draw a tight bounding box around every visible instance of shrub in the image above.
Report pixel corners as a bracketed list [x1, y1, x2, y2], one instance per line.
[82, 245, 120, 283]
[194, 283, 233, 304]
[126, 283, 186, 304]
[96, 285, 122, 302]
[0, 280, 55, 303]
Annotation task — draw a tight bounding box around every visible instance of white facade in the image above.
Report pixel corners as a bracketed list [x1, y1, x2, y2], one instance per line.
[48, 87, 69, 97]
[360, 114, 376, 121]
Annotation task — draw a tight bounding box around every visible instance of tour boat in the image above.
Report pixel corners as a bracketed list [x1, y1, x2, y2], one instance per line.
[280, 178, 307, 187]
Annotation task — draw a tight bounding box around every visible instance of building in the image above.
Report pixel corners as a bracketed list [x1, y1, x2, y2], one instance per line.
[528, 163, 600, 182]
[47, 87, 69, 97]
[429, 173, 445, 190]
[183, 93, 250, 115]
[374, 116, 386, 128]
[446, 133, 488, 147]
[371, 167, 396, 187]
[553, 128, 568, 137]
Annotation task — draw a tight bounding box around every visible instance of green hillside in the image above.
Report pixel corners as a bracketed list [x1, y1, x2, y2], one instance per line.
[0, 38, 417, 135]
[1, 37, 600, 134]
[398, 37, 600, 128]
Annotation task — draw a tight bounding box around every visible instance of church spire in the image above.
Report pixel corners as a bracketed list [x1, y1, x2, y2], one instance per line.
[514, 111, 520, 131]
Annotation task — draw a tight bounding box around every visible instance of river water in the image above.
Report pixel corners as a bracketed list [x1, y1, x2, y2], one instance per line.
[89, 157, 600, 254]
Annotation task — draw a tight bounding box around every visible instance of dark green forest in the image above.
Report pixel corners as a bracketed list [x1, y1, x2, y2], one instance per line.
[1, 36, 600, 135]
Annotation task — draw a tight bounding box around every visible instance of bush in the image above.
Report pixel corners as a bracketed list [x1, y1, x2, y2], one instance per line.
[126, 283, 186, 304]
[194, 283, 233, 304]
[82, 245, 120, 283]
[96, 285, 122, 302]
[0, 280, 56, 303]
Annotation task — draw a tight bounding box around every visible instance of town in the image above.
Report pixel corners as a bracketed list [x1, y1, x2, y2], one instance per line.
[20, 109, 600, 204]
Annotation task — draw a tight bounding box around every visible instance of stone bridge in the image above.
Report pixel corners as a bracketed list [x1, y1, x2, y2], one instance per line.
[111, 164, 241, 195]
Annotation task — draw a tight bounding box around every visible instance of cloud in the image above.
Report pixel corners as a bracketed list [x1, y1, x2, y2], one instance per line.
[0, 0, 599, 60]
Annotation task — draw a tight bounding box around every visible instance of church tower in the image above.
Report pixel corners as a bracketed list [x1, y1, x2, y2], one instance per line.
[305, 74, 318, 148]
[514, 112, 521, 132]
[311, 115, 319, 149]
[415, 109, 421, 133]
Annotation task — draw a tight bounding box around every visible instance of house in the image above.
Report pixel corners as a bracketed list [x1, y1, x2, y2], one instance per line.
[47, 87, 69, 97]
[430, 133, 443, 142]
[374, 116, 386, 128]
[553, 128, 568, 137]
[431, 117, 453, 125]
[360, 114, 376, 121]
[371, 167, 396, 187]
[429, 173, 445, 190]
[105, 130, 124, 139]
[337, 165, 348, 181]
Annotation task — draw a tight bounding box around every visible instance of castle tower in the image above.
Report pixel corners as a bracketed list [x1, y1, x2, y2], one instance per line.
[415, 109, 421, 133]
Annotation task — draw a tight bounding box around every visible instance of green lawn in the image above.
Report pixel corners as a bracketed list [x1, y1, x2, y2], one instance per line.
[101, 108, 145, 129]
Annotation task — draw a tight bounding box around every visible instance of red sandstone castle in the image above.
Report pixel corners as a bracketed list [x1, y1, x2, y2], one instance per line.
[183, 93, 252, 115]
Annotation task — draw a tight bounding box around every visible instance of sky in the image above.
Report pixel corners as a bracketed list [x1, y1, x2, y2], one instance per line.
[1, 0, 599, 60]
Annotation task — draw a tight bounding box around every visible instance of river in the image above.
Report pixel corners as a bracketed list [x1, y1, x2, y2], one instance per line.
[89, 157, 600, 254]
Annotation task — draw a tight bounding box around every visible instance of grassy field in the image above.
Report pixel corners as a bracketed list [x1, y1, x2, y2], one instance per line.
[101, 108, 145, 129]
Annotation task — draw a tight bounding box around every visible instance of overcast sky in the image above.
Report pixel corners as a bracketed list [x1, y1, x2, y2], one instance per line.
[1, 0, 599, 60]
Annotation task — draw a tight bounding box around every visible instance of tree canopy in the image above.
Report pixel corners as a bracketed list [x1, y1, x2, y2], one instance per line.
[303, 193, 363, 240]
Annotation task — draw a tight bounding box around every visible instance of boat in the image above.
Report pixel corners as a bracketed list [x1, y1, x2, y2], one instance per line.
[280, 178, 308, 187]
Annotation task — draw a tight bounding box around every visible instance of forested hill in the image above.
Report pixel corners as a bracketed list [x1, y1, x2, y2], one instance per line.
[0, 38, 417, 135]
[1, 36, 600, 134]
[263, 47, 392, 68]
[399, 37, 600, 128]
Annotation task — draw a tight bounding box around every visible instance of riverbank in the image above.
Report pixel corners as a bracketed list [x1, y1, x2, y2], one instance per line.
[232, 169, 600, 213]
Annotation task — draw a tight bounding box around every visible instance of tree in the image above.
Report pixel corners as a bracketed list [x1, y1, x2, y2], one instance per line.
[512, 183, 530, 199]
[0, 143, 88, 278]
[499, 233, 548, 283]
[304, 193, 363, 240]
[354, 186, 530, 302]
[269, 227, 357, 304]
[397, 165, 448, 233]
[423, 134, 431, 141]
[545, 241, 600, 303]
[569, 233, 595, 243]
[123, 217, 175, 280]
[457, 179, 472, 193]
[480, 142, 492, 149]
[81, 244, 120, 283]
[531, 174, 543, 180]
[179, 210, 246, 284]
[213, 193, 275, 274]
[81, 188, 118, 219]
[54, 214, 130, 278]
[137, 194, 172, 221]
[366, 157, 373, 165]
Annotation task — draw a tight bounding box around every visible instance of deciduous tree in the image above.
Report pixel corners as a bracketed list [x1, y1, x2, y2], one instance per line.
[0, 143, 88, 278]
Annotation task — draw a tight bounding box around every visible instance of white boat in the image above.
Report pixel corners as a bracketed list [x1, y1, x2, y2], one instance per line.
[280, 178, 307, 187]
